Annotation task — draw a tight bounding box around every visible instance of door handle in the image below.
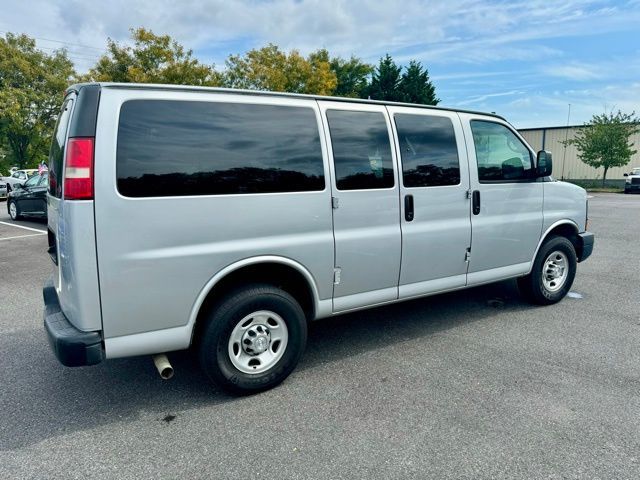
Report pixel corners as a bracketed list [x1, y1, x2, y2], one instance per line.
[404, 194, 414, 222]
[472, 190, 481, 215]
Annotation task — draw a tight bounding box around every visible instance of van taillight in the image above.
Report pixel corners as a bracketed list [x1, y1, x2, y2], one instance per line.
[64, 137, 94, 200]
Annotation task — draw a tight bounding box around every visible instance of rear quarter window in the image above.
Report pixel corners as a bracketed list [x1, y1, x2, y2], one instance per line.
[116, 100, 325, 197]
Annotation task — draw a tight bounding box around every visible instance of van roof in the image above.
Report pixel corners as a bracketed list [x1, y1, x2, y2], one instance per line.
[66, 82, 507, 121]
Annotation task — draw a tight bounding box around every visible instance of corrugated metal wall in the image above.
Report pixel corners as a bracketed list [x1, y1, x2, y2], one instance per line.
[519, 126, 640, 180]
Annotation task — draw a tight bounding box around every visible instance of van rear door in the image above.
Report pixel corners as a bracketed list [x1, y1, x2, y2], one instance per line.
[47, 85, 102, 333]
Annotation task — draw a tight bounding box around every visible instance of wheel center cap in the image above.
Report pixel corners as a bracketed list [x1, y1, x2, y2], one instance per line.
[242, 325, 270, 355]
[254, 335, 268, 353]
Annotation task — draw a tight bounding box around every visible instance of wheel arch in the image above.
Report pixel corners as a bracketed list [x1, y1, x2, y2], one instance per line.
[188, 256, 323, 345]
[528, 220, 580, 274]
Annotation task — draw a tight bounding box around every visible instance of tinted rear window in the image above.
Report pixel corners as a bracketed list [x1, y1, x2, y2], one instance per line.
[117, 100, 325, 197]
[48, 98, 73, 197]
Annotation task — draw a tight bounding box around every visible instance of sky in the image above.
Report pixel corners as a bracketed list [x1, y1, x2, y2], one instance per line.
[2, 0, 639, 128]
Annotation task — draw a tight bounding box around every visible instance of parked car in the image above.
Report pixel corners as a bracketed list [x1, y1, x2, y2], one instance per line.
[7, 172, 48, 220]
[4, 169, 38, 193]
[0, 177, 6, 198]
[43, 83, 594, 394]
[623, 167, 640, 193]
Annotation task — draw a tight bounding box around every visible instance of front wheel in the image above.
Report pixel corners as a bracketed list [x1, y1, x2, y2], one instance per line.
[8, 200, 22, 220]
[518, 235, 577, 305]
[198, 284, 307, 394]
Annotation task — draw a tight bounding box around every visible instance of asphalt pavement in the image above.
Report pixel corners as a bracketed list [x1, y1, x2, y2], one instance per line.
[0, 194, 638, 479]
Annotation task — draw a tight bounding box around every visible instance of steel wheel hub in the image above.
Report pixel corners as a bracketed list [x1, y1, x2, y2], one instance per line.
[542, 250, 569, 292]
[228, 310, 288, 375]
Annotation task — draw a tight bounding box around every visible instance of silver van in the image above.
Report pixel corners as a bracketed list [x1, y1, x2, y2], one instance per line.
[44, 83, 594, 393]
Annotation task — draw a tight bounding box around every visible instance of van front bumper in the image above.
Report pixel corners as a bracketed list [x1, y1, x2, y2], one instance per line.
[577, 232, 594, 262]
[43, 277, 103, 367]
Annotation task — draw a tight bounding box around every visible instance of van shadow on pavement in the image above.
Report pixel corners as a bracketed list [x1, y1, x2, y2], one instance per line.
[2, 279, 532, 451]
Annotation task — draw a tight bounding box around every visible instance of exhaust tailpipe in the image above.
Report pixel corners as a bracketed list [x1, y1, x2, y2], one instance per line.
[152, 354, 174, 380]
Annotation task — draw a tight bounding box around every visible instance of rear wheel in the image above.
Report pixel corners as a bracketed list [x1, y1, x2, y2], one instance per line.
[8, 200, 21, 220]
[199, 284, 307, 394]
[518, 235, 577, 305]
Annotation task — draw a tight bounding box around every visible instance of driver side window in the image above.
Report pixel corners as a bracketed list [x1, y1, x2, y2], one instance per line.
[471, 120, 533, 182]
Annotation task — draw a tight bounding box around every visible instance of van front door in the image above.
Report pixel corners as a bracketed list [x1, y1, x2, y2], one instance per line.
[460, 115, 544, 284]
[318, 101, 401, 312]
[387, 107, 472, 297]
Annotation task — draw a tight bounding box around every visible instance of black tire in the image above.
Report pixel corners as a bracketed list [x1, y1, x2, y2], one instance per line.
[8, 200, 22, 220]
[198, 284, 307, 394]
[518, 235, 577, 305]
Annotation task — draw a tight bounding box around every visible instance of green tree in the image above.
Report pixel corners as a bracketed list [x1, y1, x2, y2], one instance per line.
[565, 111, 640, 187]
[365, 54, 403, 102]
[399, 60, 439, 105]
[223, 44, 336, 95]
[329, 55, 373, 98]
[84, 28, 221, 86]
[0, 33, 75, 169]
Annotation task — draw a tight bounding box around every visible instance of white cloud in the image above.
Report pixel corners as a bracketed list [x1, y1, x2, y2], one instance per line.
[543, 62, 603, 81]
[2, 0, 639, 71]
[1, 0, 638, 128]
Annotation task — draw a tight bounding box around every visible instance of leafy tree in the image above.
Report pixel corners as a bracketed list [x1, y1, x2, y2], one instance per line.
[329, 55, 373, 98]
[84, 28, 221, 86]
[399, 60, 439, 105]
[565, 111, 640, 186]
[223, 44, 336, 95]
[365, 54, 403, 102]
[0, 33, 75, 169]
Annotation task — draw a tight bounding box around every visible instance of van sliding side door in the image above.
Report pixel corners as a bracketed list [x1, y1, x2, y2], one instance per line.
[388, 107, 472, 297]
[318, 101, 402, 312]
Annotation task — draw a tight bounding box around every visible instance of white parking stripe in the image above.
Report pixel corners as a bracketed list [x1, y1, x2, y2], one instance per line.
[0, 232, 47, 241]
[0, 220, 47, 233]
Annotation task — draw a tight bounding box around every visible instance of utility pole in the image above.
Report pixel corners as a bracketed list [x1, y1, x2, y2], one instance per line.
[561, 104, 571, 180]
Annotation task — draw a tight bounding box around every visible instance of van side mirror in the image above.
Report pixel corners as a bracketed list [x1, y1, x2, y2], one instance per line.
[536, 150, 552, 178]
[623, 173, 628, 177]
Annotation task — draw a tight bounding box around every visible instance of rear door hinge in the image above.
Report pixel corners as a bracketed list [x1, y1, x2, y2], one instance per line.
[466, 189, 473, 199]
[332, 196, 340, 209]
[333, 267, 341, 285]
[465, 248, 471, 263]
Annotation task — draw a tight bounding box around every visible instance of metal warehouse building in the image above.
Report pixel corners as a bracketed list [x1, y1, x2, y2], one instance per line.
[519, 126, 640, 186]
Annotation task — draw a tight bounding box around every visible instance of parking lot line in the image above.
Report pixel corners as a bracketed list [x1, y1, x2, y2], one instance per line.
[0, 220, 46, 233]
[0, 232, 47, 242]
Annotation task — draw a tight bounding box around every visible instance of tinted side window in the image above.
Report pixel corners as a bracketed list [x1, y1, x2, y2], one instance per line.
[49, 99, 74, 197]
[395, 114, 460, 187]
[470, 120, 533, 182]
[117, 100, 324, 197]
[326, 110, 394, 190]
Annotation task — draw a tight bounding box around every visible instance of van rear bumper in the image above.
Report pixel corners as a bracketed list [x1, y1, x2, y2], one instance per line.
[43, 277, 103, 367]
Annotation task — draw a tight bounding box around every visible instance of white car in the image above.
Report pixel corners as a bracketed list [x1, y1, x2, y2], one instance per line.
[0, 177, 6, 198]
[624, 167, 640, 194]
[3, 169, 38, 193]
